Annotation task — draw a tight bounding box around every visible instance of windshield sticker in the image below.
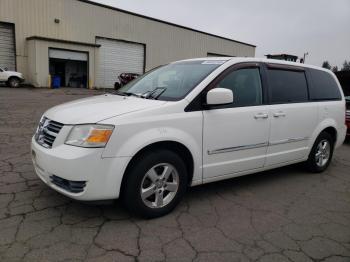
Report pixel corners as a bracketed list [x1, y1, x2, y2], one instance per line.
[201, 60, 226, 65]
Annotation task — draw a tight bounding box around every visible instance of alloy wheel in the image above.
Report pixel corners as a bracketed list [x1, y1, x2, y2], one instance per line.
[315, 139, 330, 167]
[140, 163, 179, 209]
[10, 79, 19, 87]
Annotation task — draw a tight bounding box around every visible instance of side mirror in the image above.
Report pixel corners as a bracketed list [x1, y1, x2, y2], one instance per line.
[4, 67, 8, 71]
[114, 82, 121, 90]
[206, 88, 233, 106]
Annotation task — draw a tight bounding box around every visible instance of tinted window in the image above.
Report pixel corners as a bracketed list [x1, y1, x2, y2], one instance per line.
[268, 69, 308, 103]
[215, 68, 262, 107]
[309, 69, 341, 100]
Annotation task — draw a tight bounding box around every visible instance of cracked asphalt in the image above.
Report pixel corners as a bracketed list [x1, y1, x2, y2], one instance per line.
[0, 87, 350, 262]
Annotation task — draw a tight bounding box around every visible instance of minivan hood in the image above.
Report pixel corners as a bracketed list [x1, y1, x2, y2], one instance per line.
[44, 94, 166, 124]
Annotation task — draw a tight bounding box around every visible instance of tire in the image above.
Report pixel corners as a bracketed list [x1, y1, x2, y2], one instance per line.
[121, 149, 188, 218]
[8, 77, 20, 88]
[306, 131, 334, 173]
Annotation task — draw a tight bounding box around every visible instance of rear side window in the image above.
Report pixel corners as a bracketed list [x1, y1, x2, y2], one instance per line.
[309, 69, 341, 100]
[267, 69, 308, 103]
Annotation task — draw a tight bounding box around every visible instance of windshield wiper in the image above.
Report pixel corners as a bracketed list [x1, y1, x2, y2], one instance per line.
[115, 91, 141, 98]
[141, 87, 167, 100]
[115, 88, 166, 100]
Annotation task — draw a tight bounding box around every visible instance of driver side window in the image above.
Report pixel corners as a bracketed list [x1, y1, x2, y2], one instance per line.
[216, 68, 263, 107]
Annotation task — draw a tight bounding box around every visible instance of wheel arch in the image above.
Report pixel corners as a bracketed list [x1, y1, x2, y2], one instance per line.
[309, 119, 339, 152]
[322, 126, 337, 143]
[120, 140, 195, 196]
[8, 75, 21, 81]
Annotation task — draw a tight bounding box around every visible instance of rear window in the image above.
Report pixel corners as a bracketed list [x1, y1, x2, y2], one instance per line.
[267, 69, 308, 104]
[309, 69, 342, 101]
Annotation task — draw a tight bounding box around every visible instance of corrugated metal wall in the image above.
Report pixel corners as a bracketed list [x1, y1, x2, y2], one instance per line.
[0, 0, 255, 85]
[0, 22, 16, 70]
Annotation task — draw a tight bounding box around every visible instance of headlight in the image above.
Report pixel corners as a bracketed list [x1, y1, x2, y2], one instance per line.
[65, 124, 114, 148]
[35, 115, 46, 137]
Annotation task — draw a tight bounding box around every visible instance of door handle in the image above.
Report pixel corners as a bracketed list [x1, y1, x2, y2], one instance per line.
[254, 113, 268, 119]
[273, 111, 286, 117]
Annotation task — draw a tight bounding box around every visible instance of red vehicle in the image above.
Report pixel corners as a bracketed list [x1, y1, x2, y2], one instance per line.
[114, 73, 140, 89]
[334, 71, 350, 137]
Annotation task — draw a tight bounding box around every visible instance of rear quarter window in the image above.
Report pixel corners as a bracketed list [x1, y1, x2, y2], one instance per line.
[309, 69, 342, 101]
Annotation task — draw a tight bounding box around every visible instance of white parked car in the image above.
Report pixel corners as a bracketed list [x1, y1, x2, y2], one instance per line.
[0, 67, 24, 87]
[31, 58, 347, 218]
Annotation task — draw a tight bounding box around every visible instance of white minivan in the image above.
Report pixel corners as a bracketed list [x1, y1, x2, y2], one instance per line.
[31, 58, 347, 218]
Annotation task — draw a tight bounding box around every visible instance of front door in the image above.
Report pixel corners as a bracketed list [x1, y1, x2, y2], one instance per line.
[203, 63, 270, 180]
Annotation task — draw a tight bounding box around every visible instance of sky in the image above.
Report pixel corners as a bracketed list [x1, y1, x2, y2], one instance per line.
[93, 0, 350, 69]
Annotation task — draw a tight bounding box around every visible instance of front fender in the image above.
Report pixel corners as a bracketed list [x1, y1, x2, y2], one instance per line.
[102, 115, 203, 183]
[108, 127, 200, 156]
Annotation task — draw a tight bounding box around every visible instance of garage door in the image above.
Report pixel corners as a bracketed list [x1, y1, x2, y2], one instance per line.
[96, 38, 144, 88]
[0, 23, 16, 71]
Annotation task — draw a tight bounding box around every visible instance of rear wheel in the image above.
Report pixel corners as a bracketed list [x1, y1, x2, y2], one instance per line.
[8, 77, 20, 88]
[306, 132, 334, 173]
[121, 149, 188, 218]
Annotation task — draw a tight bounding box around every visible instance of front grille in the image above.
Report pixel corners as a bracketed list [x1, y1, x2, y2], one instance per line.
[35, 117, 64, 148]
[50, 175, 87, 193]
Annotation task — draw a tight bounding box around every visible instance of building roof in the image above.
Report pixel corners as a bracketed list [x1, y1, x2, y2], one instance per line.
[77, 0, 256, 48]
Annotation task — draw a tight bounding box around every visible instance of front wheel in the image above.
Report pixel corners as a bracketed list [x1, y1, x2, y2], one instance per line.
[8, 77, 20, 88]
[121, 149, 188, 218]
[306, 132, 334, 173]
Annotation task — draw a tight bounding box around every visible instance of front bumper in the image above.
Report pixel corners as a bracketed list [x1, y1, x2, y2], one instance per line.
[31, 136, 131, 201]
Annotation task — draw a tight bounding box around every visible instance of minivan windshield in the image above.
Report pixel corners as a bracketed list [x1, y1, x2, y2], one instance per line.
[117, 60, 227, 101]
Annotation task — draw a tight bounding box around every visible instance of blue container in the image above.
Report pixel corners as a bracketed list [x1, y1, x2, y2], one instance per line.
[52, 76, 61, 89]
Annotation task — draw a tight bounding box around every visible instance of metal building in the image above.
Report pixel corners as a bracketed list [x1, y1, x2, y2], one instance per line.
[0, 0, 255, 88]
